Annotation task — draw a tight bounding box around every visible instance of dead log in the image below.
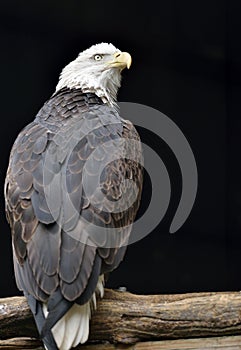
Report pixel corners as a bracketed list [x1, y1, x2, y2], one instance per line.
[2, 335, 241, 349]
[1, 289, 241, 347]
[3, 336, 241, 350]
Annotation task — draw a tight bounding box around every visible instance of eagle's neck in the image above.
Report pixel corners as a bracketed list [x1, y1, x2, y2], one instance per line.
[55, 62, 122, 107]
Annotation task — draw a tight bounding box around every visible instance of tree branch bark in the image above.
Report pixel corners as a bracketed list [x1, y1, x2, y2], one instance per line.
[2, 335, 241, 349]
[1, 289, 241, 348]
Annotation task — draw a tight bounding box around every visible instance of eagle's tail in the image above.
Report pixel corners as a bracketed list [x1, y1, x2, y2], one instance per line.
[47, 302, 91, 350]
[26, 275, 104, 350]
[26, 290, 88, 350]
[42, 275, 104, 350]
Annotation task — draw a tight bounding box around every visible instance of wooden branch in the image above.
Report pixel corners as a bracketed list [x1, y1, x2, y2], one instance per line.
[1, 289, 241, 348]
[2, 335, 241, 350]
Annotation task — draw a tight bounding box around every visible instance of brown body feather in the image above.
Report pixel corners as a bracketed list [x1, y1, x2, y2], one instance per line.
[5, 87, 143, 305]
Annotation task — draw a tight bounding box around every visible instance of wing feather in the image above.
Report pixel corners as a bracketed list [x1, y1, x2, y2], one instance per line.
[5, 88, 143, 313]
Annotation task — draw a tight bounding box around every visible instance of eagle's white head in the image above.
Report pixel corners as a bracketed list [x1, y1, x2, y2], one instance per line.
[56, 43, 132, 105]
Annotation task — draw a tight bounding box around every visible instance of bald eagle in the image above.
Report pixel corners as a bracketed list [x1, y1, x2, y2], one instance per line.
[4, 43, 143, 349]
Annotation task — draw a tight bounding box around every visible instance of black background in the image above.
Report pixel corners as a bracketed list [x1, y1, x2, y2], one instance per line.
[1, 0, 241, 297]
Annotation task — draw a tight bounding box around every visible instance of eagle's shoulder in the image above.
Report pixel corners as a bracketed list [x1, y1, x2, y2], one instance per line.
[5, 91, 143, 303]
[35, 87, 103, 126]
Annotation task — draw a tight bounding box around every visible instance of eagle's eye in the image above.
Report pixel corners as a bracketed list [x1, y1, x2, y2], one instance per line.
[94, 54, 103, 61]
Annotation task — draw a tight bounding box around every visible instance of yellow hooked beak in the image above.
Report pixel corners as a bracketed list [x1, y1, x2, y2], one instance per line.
[108, 51, 132, 70]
